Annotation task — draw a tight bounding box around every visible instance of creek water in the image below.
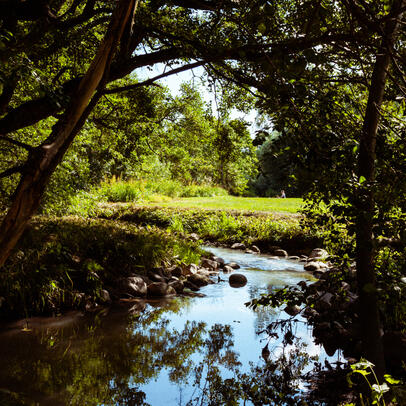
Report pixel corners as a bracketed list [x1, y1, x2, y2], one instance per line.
[0, 247, 336, 405]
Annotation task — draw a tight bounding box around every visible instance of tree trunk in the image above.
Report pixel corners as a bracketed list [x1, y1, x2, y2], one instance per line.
[0, 0, 139, 268]
[356, 0, 405, 379]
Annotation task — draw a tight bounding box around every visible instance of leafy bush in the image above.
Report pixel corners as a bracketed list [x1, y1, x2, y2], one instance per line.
[180, 185, 228, 197]
[98, 178, 145, 202]
[375, 247, 406, 331]
[198, 212, 242, 241]
[96, 178, 229, 203]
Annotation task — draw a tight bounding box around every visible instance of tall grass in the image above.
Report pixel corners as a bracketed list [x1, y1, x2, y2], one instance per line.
[97, 177, 228, 202]
[101, 205, 320, 250]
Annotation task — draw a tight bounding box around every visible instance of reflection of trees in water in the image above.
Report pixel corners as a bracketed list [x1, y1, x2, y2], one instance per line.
[0, 301, 206, 406]
[184, 337, 318, 406]
[0, 301, 321, 406]
[248, 284, 280, 333]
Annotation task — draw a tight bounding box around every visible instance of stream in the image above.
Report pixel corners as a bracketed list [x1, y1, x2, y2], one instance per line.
[0, 247, 338, 405]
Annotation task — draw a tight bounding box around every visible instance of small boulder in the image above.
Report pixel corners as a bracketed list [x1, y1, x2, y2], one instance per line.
[304, 261, 324, 272]
[288, 256, 300, 261]
[229, 273, 247, 287]
[201, 258, 218, 270]
[188, 273, 210, 287]
[196, 268, 211, 277]
[212, 256, 225, 266]
[169, 280, 184, 293]
[99, 289, 111, 304]
[170, 266, 183, 278]
[231, 242, 246, 250]
[340, 282, 351, 291]
[147, 282, 176, 297]
[117, 276, 147, 297]
[226, 262, 240, 269]
[309, 248, 329, 259]
[148, 269, 167, 283]
[303, 307, 319, 319]
[184, 280, 200, 291]
[274, 249, 288, 257]
[313, 268, 328, 278]
[189, 233, 200, 242]
[251, 245, 261, 254]
[223, 265, 234, 273]
[317, 292, 334, 310]
[182, 263, 199, 275]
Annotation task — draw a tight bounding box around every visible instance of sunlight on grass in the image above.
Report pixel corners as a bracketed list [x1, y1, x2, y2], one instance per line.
[144, 196, 303, 213]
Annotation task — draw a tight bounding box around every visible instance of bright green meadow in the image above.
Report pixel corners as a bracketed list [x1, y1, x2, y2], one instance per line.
[144, 196, 303, 214]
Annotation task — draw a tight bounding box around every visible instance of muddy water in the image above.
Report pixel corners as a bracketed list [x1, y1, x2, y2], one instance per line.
[0, 247, 336, 405]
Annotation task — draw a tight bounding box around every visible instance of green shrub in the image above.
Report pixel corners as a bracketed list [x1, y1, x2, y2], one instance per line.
[96, 178, 228, 203]
[198, 212, 242, 241]
[99, 179, 145, 202]
[180, 185, 228, 198]
[168, 215, 185, 233]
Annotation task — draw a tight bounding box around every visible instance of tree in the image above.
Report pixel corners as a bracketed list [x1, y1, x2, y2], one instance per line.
[0, 0, 139, 266]
[251, 0, 406, 377]
[355, 0, 406, 378]
[215, 119, 257, 195]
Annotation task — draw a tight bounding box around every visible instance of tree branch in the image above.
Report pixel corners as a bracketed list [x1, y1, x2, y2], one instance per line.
[104, 61, 205, 95]
[0, 135, 34, 151]
[169, 0, 216, 11]
[0, 165, 23, 179]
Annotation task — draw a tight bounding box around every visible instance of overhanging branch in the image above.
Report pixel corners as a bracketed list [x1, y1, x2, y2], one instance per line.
[0, 135, 34, 151]
[0, 165, 23, 179]
[103, 60, 205, 95]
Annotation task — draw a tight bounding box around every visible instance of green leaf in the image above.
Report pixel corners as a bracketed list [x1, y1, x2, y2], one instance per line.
[352, 359, 374, 369]
[384, 374, 401, 385]
[354, 370, 371, 377]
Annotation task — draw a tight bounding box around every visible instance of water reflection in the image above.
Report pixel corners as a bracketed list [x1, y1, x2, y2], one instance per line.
[0, 306, 319, 406]
[0, 247, 329, 405]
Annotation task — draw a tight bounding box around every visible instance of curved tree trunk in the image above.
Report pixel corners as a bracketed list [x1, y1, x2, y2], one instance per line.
[0, 0, 139, 268]
[356, 0, 405, 379]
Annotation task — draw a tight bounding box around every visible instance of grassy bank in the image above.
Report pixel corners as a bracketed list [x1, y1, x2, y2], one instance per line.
[0, 216, 203, 319]
[98, 204, 320, 253]
[143, 196, 303, 213]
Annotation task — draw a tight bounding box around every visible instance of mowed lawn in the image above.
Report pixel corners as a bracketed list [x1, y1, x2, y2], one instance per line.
[146, 196, 303, 213]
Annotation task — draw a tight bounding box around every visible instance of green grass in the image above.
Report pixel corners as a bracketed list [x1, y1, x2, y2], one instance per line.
[144, 196, 303, 213]
[97, 178, 228, 203]
[98, 204, 320, 251]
